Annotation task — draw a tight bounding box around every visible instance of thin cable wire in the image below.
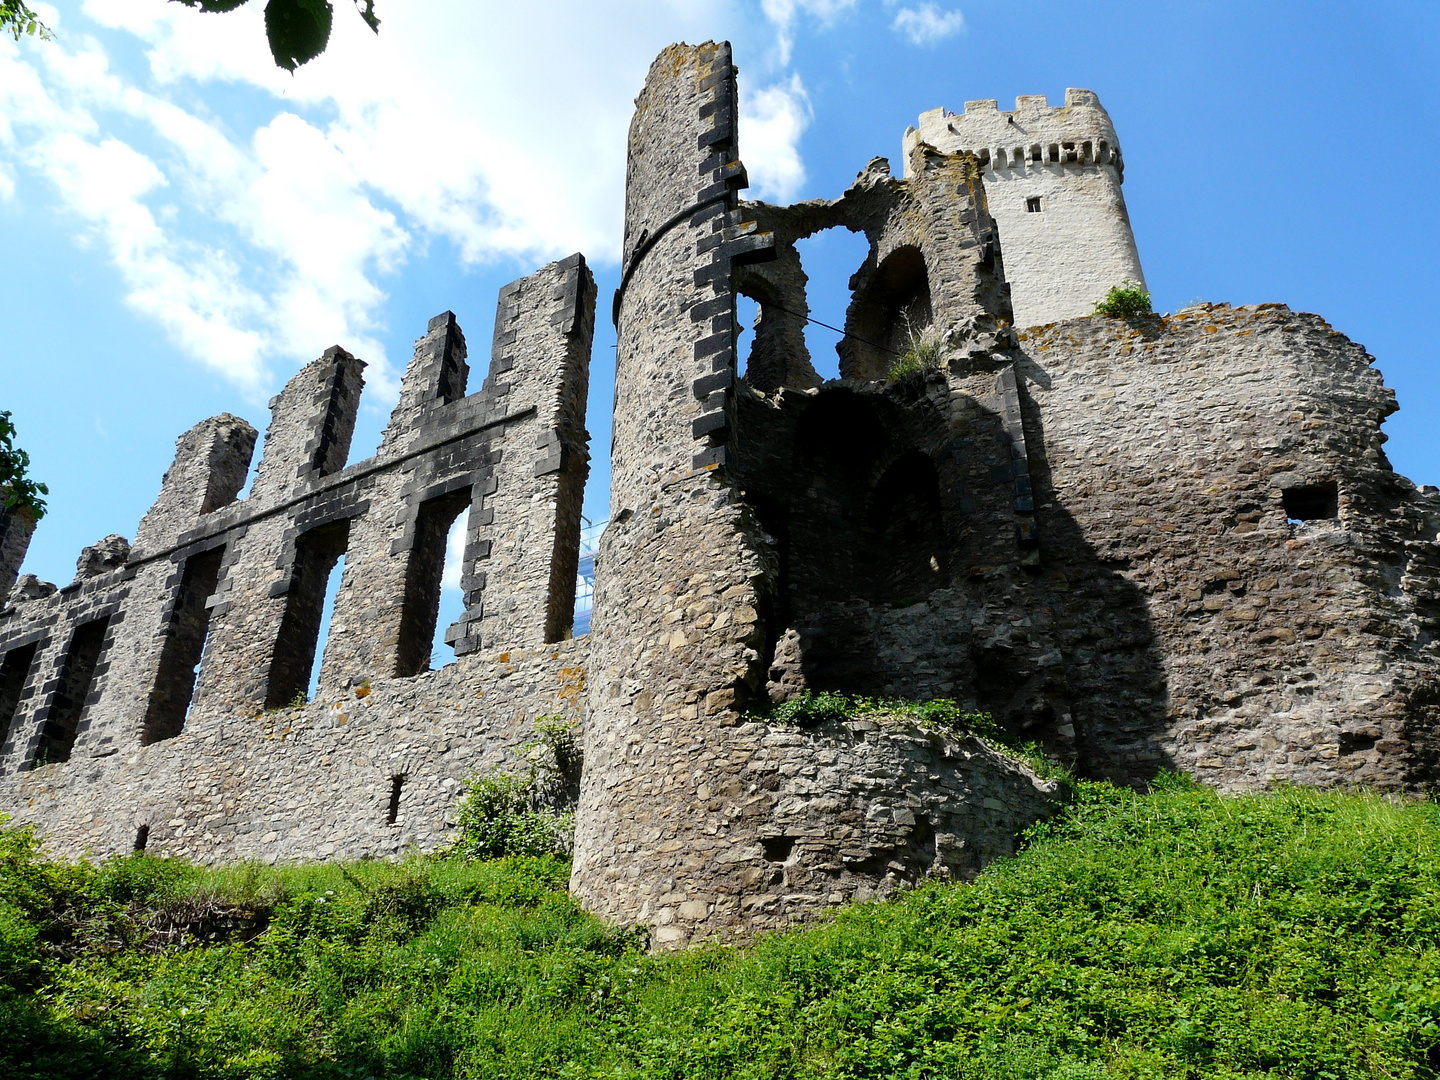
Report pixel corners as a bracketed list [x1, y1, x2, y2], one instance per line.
[748, 300, 906, 359]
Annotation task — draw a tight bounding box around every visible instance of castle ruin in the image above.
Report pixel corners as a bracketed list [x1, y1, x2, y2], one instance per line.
[2, 42, 1437, 947]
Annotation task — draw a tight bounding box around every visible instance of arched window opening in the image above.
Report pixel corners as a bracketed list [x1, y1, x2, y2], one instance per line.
[0, 641, 39, 749]
[33, 617, 110, 766]
[840, 246, 934, 382]
[792, 226, 872, 382]
[396, 489, 473, 677]
[143, 544, 226, 744]
[735, 292, 760, 379]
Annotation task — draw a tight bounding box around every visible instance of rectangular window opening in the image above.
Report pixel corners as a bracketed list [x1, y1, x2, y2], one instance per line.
[134, 824, 149, 852]
[0, 641, 39, 749]
[398, 489, 473, 678]
[1026, 196, 1042, 213]
[265, 520, 350, 709]
[1283, 481, 1339, 523]
[33, 617, 110, 767]
[143, 546, 225, 744]
[573, 517, 602, 637]
[387, 774, 405, 824]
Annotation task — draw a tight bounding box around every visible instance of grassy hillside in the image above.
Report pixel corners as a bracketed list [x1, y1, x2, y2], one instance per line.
[2, 777, 1438, 1079]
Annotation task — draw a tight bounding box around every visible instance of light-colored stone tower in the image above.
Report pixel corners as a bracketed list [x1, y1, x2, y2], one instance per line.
[904, 89, 1144, 327]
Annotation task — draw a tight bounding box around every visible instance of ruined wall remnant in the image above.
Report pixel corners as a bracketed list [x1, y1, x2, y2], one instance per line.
[1, 40, 1437, 950]
[906, 91, 1146, 327]
[0, 255, 597, 861]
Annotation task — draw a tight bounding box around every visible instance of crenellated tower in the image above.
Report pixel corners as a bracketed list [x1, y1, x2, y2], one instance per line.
[904, 89, 1145, 326]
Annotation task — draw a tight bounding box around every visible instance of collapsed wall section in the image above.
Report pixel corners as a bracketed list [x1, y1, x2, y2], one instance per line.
[573, 40, 1060, 947]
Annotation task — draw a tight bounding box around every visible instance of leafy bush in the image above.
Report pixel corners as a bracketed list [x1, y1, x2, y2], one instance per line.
[453, 715, 580, 861]
[1093, 279, 1153, 318]
[453, 772, 574, 861]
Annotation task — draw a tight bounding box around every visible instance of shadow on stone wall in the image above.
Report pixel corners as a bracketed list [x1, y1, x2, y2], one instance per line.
[734, 370, 1175, 784]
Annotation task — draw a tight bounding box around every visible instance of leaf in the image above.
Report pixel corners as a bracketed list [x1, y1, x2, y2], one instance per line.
[263, 0, 333, 72]
[351, 0, 379, 33]
[170, 0, 252, 12]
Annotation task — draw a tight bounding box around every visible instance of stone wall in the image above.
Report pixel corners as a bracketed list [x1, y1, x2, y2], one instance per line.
[906, 91, 1145, 327]
[1, 39, 1437, 954]
[0, 503, 39, 607]
[0, 255, 598, 863]
[1014, 303, 1440, 789]
[4, 642, 586, 863]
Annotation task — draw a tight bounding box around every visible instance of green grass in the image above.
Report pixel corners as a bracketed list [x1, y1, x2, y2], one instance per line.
[3, 779, 1439, 1079]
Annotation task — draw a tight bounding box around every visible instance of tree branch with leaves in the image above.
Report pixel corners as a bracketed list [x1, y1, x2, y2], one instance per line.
[0, 412, 48, 521]
[0, 0, 53, 41]
[173, 0, 378, 71]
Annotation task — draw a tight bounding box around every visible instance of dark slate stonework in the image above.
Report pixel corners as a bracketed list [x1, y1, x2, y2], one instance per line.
[0, 41, 1436, 951]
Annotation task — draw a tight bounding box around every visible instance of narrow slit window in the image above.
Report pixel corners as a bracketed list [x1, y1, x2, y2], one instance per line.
[397, 489, 473, 677]
[1282, 481, 1339, 523]
[33, 617, 110, 766]
[134, 824, 149, 852]
[0, 641, 39, 748]
[265, 519, 350, 709]
[387, 774, 405, 824]
[1026, 196, 1043, 213]
[143, 545, 225, 743]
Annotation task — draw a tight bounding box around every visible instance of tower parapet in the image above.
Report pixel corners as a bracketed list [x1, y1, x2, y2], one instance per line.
[903, 89, 1145, 326]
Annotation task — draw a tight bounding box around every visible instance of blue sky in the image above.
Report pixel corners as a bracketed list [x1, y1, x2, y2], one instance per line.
[3, 0, 1437, 629]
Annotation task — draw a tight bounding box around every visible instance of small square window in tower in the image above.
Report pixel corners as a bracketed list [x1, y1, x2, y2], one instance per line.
[1025, 196, 1043, 213]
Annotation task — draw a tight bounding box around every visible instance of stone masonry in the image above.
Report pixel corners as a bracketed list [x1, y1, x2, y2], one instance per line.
[1, 41, 1437, 948]
[905, 90, 1146, 327]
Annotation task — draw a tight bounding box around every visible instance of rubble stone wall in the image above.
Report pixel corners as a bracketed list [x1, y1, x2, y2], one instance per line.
[3, 642, 586, 863]
[1015, 304, 1440, 789]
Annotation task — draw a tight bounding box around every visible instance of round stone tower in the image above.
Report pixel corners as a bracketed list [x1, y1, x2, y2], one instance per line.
[903, 89, 1145, 327]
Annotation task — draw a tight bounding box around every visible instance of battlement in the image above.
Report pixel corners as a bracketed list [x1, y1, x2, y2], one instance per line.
[903, 89, 1123, 180]
[0, 255, 595, 771]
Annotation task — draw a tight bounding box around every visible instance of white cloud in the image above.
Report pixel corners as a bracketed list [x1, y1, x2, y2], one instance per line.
[29, 129, 273, 388]
[741, 74, 811, 202]
[890, 3, 965, 47]
[760, 0, 857, 64]
[2, 0, 815, 402]
[441, 510, 468, 593]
